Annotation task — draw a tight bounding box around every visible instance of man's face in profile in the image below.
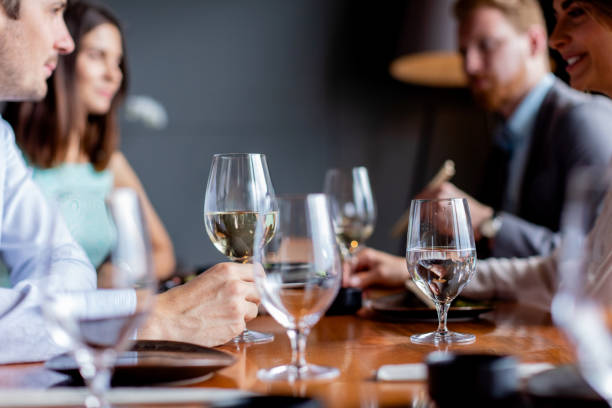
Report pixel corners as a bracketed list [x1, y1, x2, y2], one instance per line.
[0, 0, 73, 101]
[458, 6, 531, 113]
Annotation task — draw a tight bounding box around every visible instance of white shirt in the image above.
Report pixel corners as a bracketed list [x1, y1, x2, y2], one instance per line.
[463, 177, 612, 310]
[0, 117, 96, 364]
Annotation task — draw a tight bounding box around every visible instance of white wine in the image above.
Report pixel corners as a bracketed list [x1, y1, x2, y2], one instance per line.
[205, 211, 277, 262]
[335, 218, 373, 255]
[406, 248, 476, 304]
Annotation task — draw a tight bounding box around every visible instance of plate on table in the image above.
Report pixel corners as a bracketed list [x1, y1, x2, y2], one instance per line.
[46, 340, 235, 386]
[369, 291, 493, 321]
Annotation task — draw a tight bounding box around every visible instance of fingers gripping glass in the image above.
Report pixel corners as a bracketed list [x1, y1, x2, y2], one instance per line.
[203, 153, 277, 344]
[406, 198, 477, 345]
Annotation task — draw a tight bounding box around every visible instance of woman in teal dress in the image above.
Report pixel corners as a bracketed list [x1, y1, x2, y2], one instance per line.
[3, 2, 175, 282]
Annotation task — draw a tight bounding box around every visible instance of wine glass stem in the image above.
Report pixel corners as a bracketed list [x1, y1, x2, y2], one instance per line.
[79, 351, 113, 408]
[435, 302, 451, 336]
[287, 327, 309, 376]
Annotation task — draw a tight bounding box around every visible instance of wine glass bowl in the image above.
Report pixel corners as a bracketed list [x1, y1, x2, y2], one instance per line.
[253, 194, 342, 381]
[43, 188, 156, 408]
[552, 166, 612, 405]
[323, 167, 376, 259]
[406, 198, 476, 345]
[203, 153, 276, 343]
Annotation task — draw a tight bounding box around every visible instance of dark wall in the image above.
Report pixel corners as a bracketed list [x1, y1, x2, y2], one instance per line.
[101, 0, 489, 270]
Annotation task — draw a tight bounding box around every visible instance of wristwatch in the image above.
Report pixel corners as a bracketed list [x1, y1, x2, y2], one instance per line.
[479, 214, 502, 239]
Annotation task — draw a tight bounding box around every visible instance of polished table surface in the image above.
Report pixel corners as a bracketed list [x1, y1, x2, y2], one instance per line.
[0, 296, 575, 407]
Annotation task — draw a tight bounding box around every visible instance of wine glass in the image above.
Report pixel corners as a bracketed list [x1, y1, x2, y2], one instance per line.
[552, 166, 612, 405]
[406, 198, 477, 344]
[203, 153, 276, 344]
[253, 194, 342, 381]
[323, 167, 376, 260]
[43, 188, 157, 408]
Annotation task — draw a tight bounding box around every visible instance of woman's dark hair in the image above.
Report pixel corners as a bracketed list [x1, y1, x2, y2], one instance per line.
[578, 0, 612, 27]
[3, 0, 128, 170]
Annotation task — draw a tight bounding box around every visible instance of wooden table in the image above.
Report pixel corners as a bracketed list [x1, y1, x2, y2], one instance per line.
[210, 299, 574, 407]
[0, 299, 575, 407]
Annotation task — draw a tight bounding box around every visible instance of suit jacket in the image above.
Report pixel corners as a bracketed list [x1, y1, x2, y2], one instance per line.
[480, 78, 612, 258]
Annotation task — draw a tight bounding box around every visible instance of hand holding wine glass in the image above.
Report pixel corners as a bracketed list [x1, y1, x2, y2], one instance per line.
[44, 188, 157, 408]
[406, 198, 476, 344]
[323, 167, 376, 260]
[203, 153, 277, 344]
[253, 194, 342, 381]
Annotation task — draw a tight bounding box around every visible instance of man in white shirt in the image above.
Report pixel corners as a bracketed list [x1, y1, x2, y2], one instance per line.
[0, 0, 259, 364]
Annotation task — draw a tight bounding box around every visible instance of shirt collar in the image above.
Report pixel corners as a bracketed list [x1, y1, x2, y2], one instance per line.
[505, 73, 555, 142]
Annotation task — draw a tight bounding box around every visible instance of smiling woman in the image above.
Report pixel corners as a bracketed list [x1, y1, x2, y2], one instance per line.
[2, 1, 176, 282]
[549, 0, 612, 94]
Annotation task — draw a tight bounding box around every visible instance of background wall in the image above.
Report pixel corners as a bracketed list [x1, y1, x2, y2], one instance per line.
[101, 0, 490, 272]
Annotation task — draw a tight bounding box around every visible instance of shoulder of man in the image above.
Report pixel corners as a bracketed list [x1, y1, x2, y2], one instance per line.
[541, 77, 612, 119]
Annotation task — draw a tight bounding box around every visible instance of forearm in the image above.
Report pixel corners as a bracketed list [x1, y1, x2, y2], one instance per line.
[463, 251, 558, 310]
[152, 244, 175, 281]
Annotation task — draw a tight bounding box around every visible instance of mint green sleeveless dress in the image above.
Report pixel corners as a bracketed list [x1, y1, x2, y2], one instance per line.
[0, 163, 115, 287]
[0, 162, 115, 287]
[32, 163, 115, 268]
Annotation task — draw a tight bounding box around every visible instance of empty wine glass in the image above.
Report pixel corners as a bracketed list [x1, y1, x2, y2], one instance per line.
[203, 153, 277, 344]
[406, 198, 477, 344]
[323, 167, 376, 260]
[253, 194, 342, 381]
[43, 188, 157, 408]
[552, 166, 612, 405]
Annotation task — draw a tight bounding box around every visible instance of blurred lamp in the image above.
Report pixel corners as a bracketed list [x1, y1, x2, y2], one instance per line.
[124, 95, 169, 130]
[389, 0, 467, 88]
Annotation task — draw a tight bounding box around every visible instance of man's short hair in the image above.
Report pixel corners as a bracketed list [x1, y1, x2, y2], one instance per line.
[453, 0, 545, 32]
[1, 0, 19, 19]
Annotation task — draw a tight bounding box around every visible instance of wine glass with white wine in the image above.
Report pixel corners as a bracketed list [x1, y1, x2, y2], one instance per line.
[323, 167, 376, 260]
[406, 198, 476, 344]
[203, 153, 277, 344]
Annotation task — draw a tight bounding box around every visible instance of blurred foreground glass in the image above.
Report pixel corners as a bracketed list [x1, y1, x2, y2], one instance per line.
[44, 188, 157, 408]
[552, 166, 612, 405]
[203, 153, 277, 344]
[406, 198, 476, 344]
[253, 194, 342, 381]
[323, 167, 376, 260]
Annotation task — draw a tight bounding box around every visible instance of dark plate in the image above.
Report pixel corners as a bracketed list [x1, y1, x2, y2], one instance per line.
[46, 340, 235, 386]
[369, 291, 493, 320]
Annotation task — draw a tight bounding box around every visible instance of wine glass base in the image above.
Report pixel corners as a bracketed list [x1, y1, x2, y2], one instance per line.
[257, 364, 339, 381]
[232, 329, 274, 344]
[410, 331, 475, 345]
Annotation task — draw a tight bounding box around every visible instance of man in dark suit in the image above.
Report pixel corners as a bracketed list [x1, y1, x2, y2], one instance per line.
[345, 0, 612, 289]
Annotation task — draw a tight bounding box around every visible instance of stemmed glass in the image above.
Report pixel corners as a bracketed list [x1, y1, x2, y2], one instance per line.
[323, 167, 376, 260]
[44, 188, 157, 407]
[552, 166, 612, 405]
[406, 198, 477, 344]
[253, 194, 342, 381]
[203, 153, 277, 344]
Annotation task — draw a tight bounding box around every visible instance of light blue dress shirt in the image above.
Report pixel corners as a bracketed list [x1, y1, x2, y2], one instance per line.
[0, 118, 136, 364]
[495, 73, 555, 213]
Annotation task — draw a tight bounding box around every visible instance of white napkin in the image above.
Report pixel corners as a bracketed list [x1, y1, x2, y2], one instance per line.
[0, 387, 254, 407]
[376, 362, 555, 381]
